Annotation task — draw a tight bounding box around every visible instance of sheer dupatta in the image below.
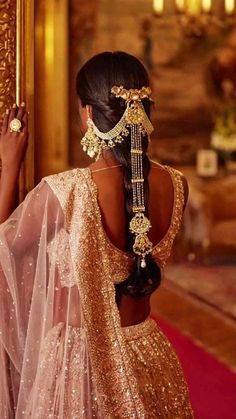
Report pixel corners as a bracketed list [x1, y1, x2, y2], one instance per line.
[0, 179, 97, 418]
[0, 169, 145, 418]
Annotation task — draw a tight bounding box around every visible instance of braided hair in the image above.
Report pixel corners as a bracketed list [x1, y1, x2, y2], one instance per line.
[76, 51, 161, 298]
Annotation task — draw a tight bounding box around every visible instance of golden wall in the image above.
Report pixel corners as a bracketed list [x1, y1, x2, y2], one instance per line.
[34, 0, 69, 182]
[0, 0, 34, 198]
[1, 0, 99, 189]
[68, 0, 97, 168]
[0, 0, 16, 110]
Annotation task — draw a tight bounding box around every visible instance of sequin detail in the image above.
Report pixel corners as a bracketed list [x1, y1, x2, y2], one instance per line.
[45, 169, 146, 417]
[26, 320, 193, 418]
[47, 229, 75, 287]
[43, 166, 192, 418]
[123, 319, 193, 418]
[152, 166, 185, 268]
[26, 323, 99, 418]
[45, 165, 184, 288]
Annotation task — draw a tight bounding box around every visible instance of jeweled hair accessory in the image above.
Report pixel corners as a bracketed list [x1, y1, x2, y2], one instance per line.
[81, 86, 153, 158]
[81, 85, 154, 267]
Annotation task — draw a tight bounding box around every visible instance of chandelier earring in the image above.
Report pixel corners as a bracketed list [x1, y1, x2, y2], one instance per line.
[81, 108, 102, 159]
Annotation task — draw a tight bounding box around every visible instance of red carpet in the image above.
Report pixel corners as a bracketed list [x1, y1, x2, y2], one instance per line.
[153, 316, 236, 419]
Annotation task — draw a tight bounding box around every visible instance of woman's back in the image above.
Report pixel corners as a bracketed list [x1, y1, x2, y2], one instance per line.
[90, 159, 188, 326]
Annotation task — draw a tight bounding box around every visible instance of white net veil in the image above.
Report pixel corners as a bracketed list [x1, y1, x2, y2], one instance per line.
[0, 169, 147, 419]
[0, 180, 99, 418]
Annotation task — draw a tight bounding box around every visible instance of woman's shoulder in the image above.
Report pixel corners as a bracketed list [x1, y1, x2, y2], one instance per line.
[44, 167, 85, 183]
[43, 167, 91, 190]
[42, 167, 91, 208]
[150, 159, 183, 176]
[151, 159, 187, 179]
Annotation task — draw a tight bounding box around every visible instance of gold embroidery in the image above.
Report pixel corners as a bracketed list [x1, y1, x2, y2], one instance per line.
[123, 319, 193, 418]
[152, 166, 185, 268]
[45, 169, 146, 417]
[47, 229, 76, 288]
[45, 165, 185, 284]
[43, 165, 192, 418]
[31, 319, 193, 418]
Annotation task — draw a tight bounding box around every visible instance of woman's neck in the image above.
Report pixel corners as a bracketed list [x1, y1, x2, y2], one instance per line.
[89, 151, 119, 171]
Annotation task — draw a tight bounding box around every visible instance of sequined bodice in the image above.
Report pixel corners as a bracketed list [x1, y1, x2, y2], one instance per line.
[45, 165, 184, 287]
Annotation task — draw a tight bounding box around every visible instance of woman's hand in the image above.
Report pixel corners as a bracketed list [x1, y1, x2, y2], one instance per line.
[0, 103, 29, 174]
[0, 103, 29, 223]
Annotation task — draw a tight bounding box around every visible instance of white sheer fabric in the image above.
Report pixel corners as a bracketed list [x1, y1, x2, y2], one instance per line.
[0, 180, 99, 418]
[0, 167, 193, 419]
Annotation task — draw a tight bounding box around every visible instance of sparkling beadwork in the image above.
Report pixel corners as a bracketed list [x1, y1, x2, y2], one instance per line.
[42, 165, 192, 418]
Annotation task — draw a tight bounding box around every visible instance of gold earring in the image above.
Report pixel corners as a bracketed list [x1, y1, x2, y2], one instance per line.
[81, 116, 101, 159]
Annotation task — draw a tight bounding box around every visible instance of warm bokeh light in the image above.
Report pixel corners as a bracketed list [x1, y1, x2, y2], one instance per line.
[175, 0, 206, 15]
[45, 14, 54, 66]
[186, 0, 202, 15]
[202, 0, 211, 13]
[225, 0, 235, 14]
[153, 0, 164, 14]
[175, 0, 185, 13]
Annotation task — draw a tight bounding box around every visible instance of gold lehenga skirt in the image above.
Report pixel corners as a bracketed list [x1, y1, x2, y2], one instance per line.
[26, 319, 193, 418]
[123, 318, 193, 418]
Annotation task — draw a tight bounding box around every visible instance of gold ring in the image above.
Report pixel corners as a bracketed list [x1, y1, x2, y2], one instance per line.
[9, 118, 22, 133]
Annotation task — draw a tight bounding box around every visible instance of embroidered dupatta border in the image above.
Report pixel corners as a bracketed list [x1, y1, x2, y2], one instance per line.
[45, 169, 146, 418]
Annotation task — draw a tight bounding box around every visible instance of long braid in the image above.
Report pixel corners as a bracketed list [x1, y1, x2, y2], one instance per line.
[111, 134, 161, 300]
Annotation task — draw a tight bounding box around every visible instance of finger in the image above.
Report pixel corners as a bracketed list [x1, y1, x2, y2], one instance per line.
[1, 109, 10, 135]
[16, 102, 26, 121]
[21, 115, 29, 153]
[8, 104, 18, 126]
[22, 113, 28, 134]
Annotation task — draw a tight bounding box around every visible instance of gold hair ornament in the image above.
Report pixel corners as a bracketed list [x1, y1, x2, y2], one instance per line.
[81, 85, 154, 267]
[81, 86, 153, 158]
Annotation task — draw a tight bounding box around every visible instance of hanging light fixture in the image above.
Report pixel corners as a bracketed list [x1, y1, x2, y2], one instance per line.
[153, 0, 236, 37]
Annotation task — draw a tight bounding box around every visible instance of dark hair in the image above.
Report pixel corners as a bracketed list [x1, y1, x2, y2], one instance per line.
[76, 51, 161, 299]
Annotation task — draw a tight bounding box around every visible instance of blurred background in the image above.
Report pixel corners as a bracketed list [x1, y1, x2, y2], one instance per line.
[1, 0, 236, 417]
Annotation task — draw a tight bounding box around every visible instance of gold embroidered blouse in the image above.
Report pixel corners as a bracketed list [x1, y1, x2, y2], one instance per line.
[43, 165, 192, 418]
[46, 165, 184, 288]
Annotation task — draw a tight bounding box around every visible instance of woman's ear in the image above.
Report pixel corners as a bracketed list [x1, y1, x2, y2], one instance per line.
[86, 105, 93, 119]
[78, 101, 93, 132]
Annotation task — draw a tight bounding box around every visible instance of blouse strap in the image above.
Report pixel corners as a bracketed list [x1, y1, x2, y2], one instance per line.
[164, 165, 185, 238]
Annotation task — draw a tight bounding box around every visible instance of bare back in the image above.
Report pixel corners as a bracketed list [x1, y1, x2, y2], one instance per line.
[90, 161, 188, 326]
